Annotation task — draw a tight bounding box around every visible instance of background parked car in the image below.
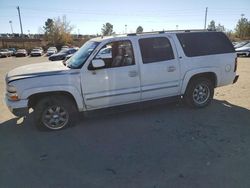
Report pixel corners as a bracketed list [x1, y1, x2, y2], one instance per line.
[8, 48, 16, 56]
[234, 41, 249, 49]
[30, 48, 44, 57]
[46, 47, 58, 56]
[96, 46, 112, 59]
[0, 49, 11, 57]
[236, 42, 250, 57]
[61, 45, 69, 51]
[49, 48, 78, 61]
[15, 49, 28, 57]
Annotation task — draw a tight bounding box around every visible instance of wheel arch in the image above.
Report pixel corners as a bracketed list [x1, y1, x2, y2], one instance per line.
[21, 85, 85, 111]
[28, 91, 79, 109]
[181, 70, 219, 95]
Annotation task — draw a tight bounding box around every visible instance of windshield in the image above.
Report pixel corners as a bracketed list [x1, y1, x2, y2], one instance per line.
[66, 41, 100, 69]
[59, 49, 69, 53]
[244, 43, 250, 47]
[48, 47, 56, 50]
[235, 41, 248, 48]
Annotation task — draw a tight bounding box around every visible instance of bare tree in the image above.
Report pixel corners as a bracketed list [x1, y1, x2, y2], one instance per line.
[42, 15, 73, 47]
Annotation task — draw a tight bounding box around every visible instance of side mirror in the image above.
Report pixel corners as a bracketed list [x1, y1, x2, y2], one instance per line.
[92, 59, 105, 69]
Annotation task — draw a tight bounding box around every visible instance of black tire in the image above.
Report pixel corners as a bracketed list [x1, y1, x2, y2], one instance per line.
[34, 96, 77, 131]
[184, 77, 214, 108]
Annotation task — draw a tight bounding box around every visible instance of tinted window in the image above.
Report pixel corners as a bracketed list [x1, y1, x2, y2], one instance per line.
[176, 32, 235, 57]
[139, 37, 174, 64]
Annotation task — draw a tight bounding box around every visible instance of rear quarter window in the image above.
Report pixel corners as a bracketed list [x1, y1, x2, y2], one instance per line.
[176, 32, 235, 57]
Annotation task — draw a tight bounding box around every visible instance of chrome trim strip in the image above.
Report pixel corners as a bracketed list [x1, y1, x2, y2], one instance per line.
[142, 84, 179, 92]
[85, 86, 140, 95]
[86, 90, 140, 101]
[85, 84, 179, 101]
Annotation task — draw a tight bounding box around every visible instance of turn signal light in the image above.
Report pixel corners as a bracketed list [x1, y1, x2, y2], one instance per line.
[7, 93, 19, 101]
[10, 95, 19, 101]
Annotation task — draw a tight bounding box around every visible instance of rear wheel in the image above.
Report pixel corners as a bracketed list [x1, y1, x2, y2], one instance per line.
[184, 77, 214, 108]
[34, 96, 77, 131]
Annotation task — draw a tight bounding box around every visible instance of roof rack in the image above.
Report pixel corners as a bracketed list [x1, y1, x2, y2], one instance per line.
[127, 29, 213, 36]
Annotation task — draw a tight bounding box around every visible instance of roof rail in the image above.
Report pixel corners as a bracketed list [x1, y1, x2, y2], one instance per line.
[127, 29, 211, 36]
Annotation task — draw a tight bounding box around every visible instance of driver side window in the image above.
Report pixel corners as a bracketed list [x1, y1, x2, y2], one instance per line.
[89, 40, 135, 70]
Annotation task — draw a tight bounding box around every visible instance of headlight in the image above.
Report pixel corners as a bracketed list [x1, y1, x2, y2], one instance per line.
[7, 85, 17, 93]
[6, 85, 19, 101]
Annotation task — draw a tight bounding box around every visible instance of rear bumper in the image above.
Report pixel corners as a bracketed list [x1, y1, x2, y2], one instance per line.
[15, 54, 26, 57]
[233, 75, 239, 84]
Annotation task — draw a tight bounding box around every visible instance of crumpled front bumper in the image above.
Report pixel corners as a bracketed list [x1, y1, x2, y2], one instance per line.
[4, 96, 29, 117]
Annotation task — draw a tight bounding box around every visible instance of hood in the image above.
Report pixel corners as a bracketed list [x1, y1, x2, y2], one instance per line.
[235, 46, 250, 51]
[6, 61, 70, 83]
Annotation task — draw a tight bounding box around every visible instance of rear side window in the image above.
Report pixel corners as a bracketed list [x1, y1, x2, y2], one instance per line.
[139, 37, 174, 64]
[176, 32, 235, 57]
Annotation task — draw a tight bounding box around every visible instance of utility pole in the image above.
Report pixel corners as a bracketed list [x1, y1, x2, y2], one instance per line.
[9, 20, 13, 35]
[204, 7, 208, 29]
[17, 6, 23, 37]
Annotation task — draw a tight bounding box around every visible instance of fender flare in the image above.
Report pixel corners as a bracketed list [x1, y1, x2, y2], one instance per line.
[180, 67, 221, 95]
[21, 85, 85, 111]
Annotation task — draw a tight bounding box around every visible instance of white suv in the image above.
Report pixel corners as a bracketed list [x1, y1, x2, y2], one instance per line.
[5, 30, 239, 130]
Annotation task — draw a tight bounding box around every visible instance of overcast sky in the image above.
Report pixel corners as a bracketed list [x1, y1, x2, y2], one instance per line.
[0, 0, 249, 35]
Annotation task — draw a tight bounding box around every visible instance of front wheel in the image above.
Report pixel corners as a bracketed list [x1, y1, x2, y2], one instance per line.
[184, 78, 214, 108]
[34, 96, 77, 131]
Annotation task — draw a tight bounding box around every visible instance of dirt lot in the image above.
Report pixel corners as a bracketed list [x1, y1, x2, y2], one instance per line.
[0, 56, 250, 188]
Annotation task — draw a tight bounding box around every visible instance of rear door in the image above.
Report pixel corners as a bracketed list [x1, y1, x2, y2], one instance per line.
[138, 35, 181, 100]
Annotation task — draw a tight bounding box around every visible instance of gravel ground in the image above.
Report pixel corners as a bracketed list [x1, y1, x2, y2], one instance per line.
[0, 56, 250, 188]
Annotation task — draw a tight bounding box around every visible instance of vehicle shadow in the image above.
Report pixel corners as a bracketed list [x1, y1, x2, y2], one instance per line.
[0, 99, 250, 188]
[0, 99, 250, 132]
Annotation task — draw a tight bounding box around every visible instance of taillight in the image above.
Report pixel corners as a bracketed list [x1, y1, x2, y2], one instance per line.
[234, 58, 237, 72]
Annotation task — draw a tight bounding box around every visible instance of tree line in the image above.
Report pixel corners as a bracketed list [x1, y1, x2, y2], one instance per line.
[207, 16, 250, 40]
[43, 15, 250, 48]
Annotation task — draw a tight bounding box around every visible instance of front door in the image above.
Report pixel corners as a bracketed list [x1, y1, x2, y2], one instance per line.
[138, 36, 181, 100]
[81, 39, 140, 110]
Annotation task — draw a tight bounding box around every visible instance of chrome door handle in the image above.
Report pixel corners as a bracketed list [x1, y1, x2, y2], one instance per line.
[168, 66, 176, 72]
[128, 70, 138, 77]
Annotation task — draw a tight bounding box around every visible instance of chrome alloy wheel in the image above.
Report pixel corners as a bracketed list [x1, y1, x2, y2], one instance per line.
[42, 105, 69, 130]
[192, 84, 210, 105]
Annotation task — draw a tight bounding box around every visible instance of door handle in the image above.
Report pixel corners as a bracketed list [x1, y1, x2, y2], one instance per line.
[128, 70, 138, 77]
[167, 66, 176, 72]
